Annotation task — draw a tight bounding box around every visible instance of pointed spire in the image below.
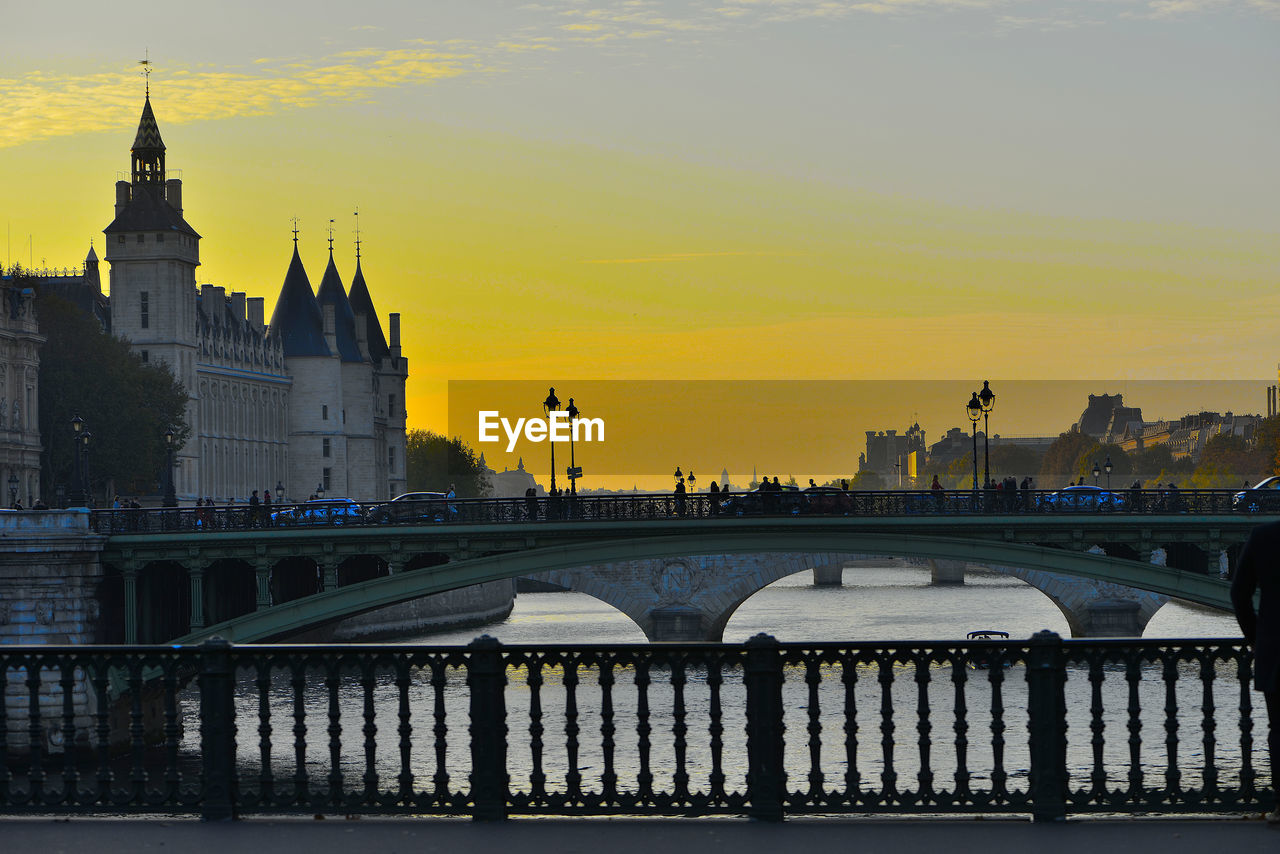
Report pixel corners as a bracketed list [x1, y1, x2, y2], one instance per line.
[348, 253, 390, 362]
[269, 241, 330, 358]
[317, 252, 363, 362]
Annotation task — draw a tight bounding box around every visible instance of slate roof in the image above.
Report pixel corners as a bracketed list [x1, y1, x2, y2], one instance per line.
[347, 259, 390, 361]
[103, 185, 200, 237]
[316, 252, 364, 363]
[132, 97, 166, 152]
[268, 246, 330, 358]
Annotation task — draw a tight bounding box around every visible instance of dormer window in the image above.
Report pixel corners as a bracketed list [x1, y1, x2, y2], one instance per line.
[136, 234, 144, 244]
[156, 233, 164, 243]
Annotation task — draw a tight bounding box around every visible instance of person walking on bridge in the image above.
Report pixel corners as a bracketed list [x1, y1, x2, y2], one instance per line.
[1231, 521, 1280, 824]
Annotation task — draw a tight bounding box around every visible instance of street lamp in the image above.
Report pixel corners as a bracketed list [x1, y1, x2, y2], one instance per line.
[69, 413, 87, 507]
[1092, 461, 1101, 487]
[275, 481, 284, 502]
[565, 397, 580, 498]
[966, 392, 982, 493]
[162, 426, 177, 507]
[688, 470, 696, 493]
[674, 466, 683, 488]
[1104, 456, 1113, 491]
[8, 474, 18, 507]
[978, 380, 995, 489]
[316, 482, 326, 500]
[542, 387, 561, 494]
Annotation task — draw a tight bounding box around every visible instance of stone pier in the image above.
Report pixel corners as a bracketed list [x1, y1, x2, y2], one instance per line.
[0, 511, 109, 751]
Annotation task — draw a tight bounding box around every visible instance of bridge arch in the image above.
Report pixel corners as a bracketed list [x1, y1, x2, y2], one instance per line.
[175, 531, 1234, 645]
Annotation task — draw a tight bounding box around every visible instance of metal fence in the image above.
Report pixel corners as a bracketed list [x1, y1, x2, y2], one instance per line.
[89, 488, 1256, 534]
[0, 633, 1271, 820]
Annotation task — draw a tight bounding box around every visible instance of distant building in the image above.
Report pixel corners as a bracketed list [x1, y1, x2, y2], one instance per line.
[31, 91, 408, 502]
[0, 278, 43, 505]
[860, 423, 926, 484]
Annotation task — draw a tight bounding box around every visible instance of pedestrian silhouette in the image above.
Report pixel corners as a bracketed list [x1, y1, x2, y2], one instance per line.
[1231, 521, 1280, 823]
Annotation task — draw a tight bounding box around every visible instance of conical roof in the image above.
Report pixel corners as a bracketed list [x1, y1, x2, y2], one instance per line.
[316, 252, 364, 363]
[347, 258, 390, 361]
[132, 97, 166, 152]
[268, 246, 330, 357]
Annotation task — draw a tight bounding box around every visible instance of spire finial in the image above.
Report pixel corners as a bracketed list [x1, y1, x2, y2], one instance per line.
[290, 217, 300, 248]
[138, 50, 152, 98]
[327, 219, 335, 255]
[353, 207, 362, 261]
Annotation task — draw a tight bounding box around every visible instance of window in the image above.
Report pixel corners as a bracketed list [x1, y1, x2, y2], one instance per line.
[342, 409, 346, 424]
[389, 394, 395, 417]
[156, 233, 164, 243]
[388, 447, 395, 471]
[322, 438, 330, 458]
[141, 350, 149, 362]
[322, 405, 328, 420]
[136, 234, 144, 244]
[140, 291, 149, 329]
[117, 235, 125, 245]
[322, 468, 331, 491]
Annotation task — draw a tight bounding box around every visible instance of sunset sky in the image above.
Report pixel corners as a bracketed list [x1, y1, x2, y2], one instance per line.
[3, 1, 1278, 482]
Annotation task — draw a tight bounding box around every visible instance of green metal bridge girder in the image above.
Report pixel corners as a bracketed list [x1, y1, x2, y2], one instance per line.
[171, 527, 1236, 645]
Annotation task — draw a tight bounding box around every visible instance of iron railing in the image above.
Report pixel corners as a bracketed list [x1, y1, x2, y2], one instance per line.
[0, 633, 1270, 820]
[89, 488, 1263, 534]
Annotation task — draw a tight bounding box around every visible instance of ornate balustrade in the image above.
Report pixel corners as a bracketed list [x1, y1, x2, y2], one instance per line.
[0, 633, 1270, 820]
[89, 489, 1257, 535]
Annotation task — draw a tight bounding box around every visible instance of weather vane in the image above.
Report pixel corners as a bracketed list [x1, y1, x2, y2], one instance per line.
[290, 217, 300, 247]
[353, 207, 362, 260]
[327, 219, 335, 253]
[138, 49, 152, 97]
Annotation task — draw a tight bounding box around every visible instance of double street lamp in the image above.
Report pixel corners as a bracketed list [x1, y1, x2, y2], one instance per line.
[978, 381, 995, 488]
[543, 387, 561, 494]
[69, 413, 92, 507]
[565, 397, 581, 498]
[966, 393, 982, 493]
[1104, 456, 1113, 490]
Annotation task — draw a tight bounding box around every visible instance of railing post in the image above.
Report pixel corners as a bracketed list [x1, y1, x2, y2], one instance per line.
[1027, 630, 1067, 822]
[744, 633, 786, 821]
[199, 637, 238, 821]
[467, 635, 508, 821]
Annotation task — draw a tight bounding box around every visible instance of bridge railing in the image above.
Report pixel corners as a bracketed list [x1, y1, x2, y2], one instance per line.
[89, 488, 1259, 534]
[0, 633, 1270, 820]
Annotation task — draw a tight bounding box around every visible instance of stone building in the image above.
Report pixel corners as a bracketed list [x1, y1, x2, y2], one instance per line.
[0, 279, 44, 506]
[33, 91, 408, 503]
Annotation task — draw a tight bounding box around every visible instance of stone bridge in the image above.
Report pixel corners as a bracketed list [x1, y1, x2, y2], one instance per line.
[1, 511, 1254, 646]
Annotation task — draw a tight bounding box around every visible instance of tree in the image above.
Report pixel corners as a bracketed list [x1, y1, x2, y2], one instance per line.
[405, 430, 490, 497]
[1249, 415, 1280, 478]
[988, 444, 1044, 482]
[36, 291, 189, 501]
[1038, 431, 1095, 487]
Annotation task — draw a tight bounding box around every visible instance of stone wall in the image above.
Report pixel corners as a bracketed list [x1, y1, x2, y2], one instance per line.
[298, 578, 517, 642]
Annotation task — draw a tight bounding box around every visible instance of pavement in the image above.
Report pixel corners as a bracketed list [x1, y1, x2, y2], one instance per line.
[2, 816, 1279, 854]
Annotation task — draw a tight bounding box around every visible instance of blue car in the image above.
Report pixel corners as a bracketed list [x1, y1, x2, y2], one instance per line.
[1039, 485, 1127, 512]
[1234, 476, 1280, 512]
[271, 498, 364, 526]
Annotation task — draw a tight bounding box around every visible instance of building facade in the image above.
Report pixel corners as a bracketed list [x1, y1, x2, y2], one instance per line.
[46, 93, 407, 503]
[0, 282, 44, 506]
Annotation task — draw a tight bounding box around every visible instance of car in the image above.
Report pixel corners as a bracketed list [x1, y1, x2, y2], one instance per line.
[271, 497, 364, 526]
[366, 492, 450, 523]
[801, 486, 852, 515]
[1038, 484, 1127, 512]
[720, 485, 803, 516]
[1234, 475, 1280, 512]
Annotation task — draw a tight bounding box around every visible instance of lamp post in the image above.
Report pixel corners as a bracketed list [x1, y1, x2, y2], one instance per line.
[316, 482, 326, 500]
[978, 380, 995, 489]
[966, 392, 982, 493]
[688, 470, 696, 493]
[69, 414, 87, 507]
[1104, 455, 1113, 491]
[565, 397, 580, 498]
[275, 481, 284, 503]
[543, 387, 561, 495]
[1092, 461, 1101, 487]
[674, 466, 683, 488]
[162, 426, 177, 507]
[7, 474, 17, 508]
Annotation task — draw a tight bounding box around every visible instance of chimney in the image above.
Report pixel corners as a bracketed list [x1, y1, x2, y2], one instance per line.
[231, 291, 246, 322]
[323, 303, 337, 353]
[247, 297, 264, 329]
[389, 313, 401, 358]
[203, 286, 226, 322]
[165, 178, 183, 214]
[115, 181, 131, 217]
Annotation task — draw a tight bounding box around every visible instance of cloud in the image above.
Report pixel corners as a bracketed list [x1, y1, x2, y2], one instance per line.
[0, 46, 485, 149]
[582, 250, 796, 263]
